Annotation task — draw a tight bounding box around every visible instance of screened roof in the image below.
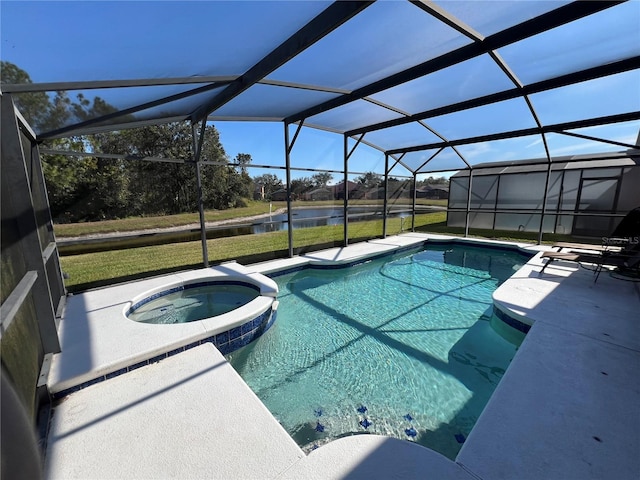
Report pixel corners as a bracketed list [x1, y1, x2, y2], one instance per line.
[1, 0, 639, 174]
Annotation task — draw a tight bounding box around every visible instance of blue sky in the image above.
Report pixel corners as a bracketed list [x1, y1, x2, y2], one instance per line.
[1, 1, 638, 183]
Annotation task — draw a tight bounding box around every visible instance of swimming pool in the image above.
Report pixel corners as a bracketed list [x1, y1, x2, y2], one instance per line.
[227, 243, 531, 459]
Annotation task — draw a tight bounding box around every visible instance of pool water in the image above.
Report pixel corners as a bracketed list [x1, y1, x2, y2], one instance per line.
[128, 284, 259, 324]
[227, 244, 529, 459]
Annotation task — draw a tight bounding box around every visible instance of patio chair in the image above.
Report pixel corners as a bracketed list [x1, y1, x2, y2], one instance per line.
[539, 242, 640, 282]
[548, 207, 640, 254]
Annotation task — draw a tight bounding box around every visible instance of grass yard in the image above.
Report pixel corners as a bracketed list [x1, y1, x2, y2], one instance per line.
[59, 209, 572, 292]
[61, 212, 442, 290]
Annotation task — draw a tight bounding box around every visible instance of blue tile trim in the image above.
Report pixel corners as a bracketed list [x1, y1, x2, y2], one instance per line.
[493, 306, 531, 334]
[267, 265, 306, 278]
[128, 360, 149, 371]
[52, 306, 274, 400]
[186, 280, 260, 292]
[215, 331, 229, 345]
[105, 368, 127, 379]
[148, 353, 168, 364]
[228, 326, 243, 341]
[428, 239, 534, 260]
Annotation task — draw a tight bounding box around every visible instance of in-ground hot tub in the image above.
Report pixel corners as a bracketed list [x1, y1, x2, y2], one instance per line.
[124, 263, 279, 355]
[128, 282, 262, 324]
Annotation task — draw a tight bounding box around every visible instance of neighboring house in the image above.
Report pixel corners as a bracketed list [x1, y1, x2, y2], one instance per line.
[253, 184, 265, 201]
[364, 184, 413, 200]
[331, 180, 360, 200]
[365, 187, 384, 200]
[416, 185, 449, 199]
[304, 188, 333, 201]
[270, 189, 288, 201]
[389, 184, 411, 200]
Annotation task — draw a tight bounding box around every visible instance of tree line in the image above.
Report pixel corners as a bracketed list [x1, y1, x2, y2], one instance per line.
[2, 62, 448, 223]
[2, 61, 253, 223]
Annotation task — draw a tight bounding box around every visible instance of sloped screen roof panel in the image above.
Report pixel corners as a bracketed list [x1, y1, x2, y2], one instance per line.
[498, 1, 640, 85]
[547, 120, 640, 158]
[414, 147, 469, 173]
[565, 121, 640, 149]
[1, 0, 638, 173]
[363, 123, 442, 152]
[23, 83, 222, 134]
[401, 149, 445, 172]
[530, 70, 640, 126]
[268, 0, 471, 91]
[211, 84, 342, 120]
[455, 135, 548, 165]
[306, 99, 404, 132]
[435, 0, 572, 37]
[45, 87, 228, 137]
[370, 54, 515, 115]
[425, 97, 537, 142]
[0, 1, 330, 82]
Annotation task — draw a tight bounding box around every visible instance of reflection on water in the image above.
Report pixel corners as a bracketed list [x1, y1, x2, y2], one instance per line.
[213, 206, 414, 236]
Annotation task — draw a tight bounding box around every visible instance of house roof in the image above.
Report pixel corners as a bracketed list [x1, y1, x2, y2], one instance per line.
[1, 1, 638, 174]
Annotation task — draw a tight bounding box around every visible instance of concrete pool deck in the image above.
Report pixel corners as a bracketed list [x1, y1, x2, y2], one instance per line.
[44, 233, 640, 479]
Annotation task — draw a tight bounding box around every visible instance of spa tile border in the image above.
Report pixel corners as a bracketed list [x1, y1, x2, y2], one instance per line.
[52, 306, 275, 400]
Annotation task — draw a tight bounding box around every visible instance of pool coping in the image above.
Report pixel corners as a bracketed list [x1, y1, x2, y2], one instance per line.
[457, 250, 640, 479]
[45, 233, 640, 479]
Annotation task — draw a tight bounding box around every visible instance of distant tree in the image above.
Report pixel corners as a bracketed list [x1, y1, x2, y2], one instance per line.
[1, 61, 132, 220]
[252, 174, 283, 200]
[234, 153, 252, 174]
[95, 122, 240, 215]
[433, 176, 449, 185]
[417, 176, 449, 187]
[3, 61, 253, 220]
[311, 172, 332, 188]
[1, 61, 51, 130]
[291, 177, 314, 196]
[355, 172, 383, 189]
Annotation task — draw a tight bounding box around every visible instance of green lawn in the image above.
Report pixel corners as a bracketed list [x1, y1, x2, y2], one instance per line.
[60, 212, 441, 290]
[59, 209, 572, 292]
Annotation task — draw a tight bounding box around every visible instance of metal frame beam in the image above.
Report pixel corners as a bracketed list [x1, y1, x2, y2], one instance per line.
[284, 122, 298, 257]
[39, 82, 225, 140]
[410, 1, 484, 42]
[191, 1, 374, 123]
[386, 111, 640, 155]
[382, 153, 389, 238]
[343, 135, 349, 246]
[286, 1, 619, 125]
[347, 56, 639, 136]
[41, 116, 189, 140]
[192, 120, 209, 267]
[0, 76, 236, 93]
